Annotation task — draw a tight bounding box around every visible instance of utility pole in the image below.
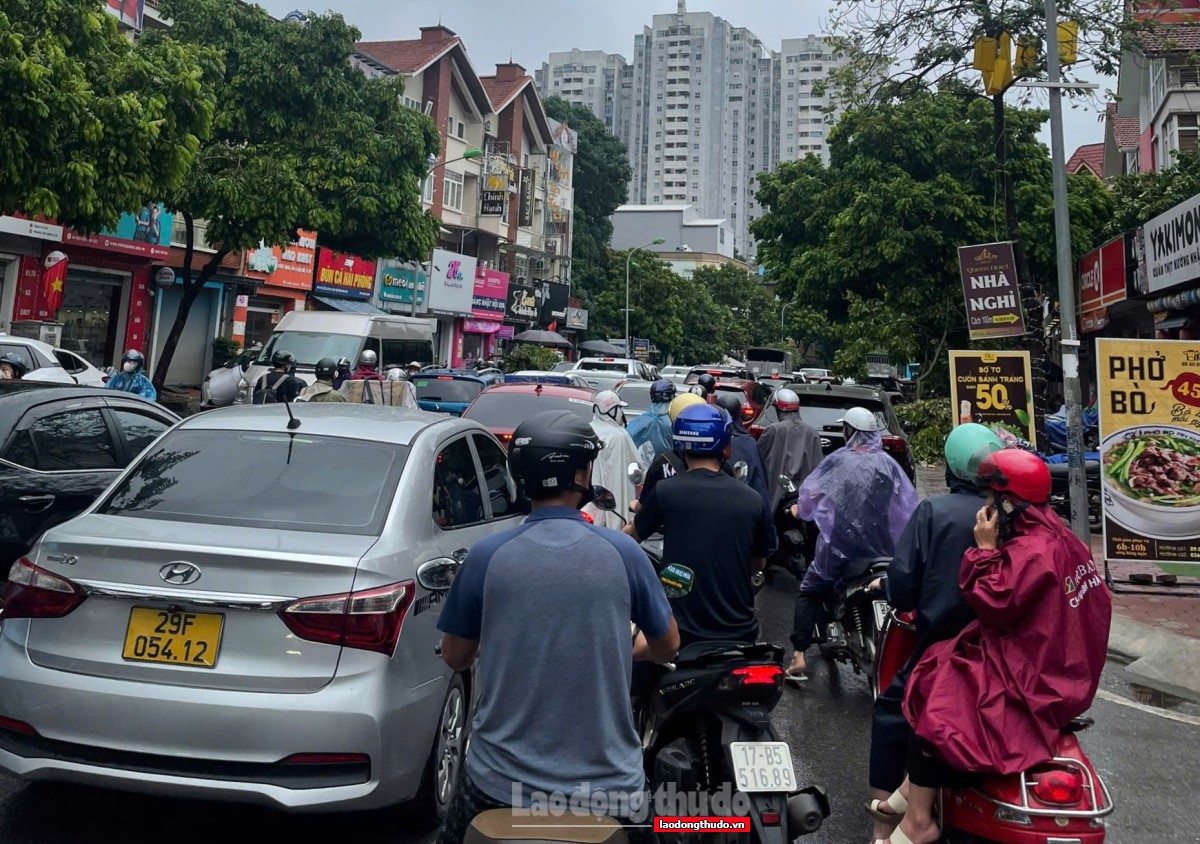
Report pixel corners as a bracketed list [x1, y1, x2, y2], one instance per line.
[1044, 0, 1090, 542]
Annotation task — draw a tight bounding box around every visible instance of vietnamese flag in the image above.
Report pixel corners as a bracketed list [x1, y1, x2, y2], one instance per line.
[42, 251, 68, 314]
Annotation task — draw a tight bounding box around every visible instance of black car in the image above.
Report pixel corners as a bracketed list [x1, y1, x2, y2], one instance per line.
[0, 382, 179, 572]
[753, 382, 916, 480]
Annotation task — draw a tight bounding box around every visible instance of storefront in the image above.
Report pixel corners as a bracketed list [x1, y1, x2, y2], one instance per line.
[0, 215, 66, 336]
[456, 267, 510, 365]
[423, 249, 477, 367]
[311, 248, 382, 316]
[504, 280, 538, 349]
[238, 231, 317, 348]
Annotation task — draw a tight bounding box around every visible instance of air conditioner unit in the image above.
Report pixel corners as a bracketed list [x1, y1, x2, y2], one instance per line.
[423, 101, 434, 116]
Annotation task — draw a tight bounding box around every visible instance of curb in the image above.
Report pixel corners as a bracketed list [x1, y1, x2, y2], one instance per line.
[1107, 614, 1200, 703]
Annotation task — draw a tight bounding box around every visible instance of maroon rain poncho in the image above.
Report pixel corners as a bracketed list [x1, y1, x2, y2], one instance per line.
[902, 502, 1111, 776]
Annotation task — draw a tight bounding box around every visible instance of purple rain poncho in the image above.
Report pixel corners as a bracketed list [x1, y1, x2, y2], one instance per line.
[794, 429, 919, 593]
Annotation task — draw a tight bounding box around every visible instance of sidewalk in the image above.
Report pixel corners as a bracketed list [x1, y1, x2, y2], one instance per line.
[914, 463, 1200, 702]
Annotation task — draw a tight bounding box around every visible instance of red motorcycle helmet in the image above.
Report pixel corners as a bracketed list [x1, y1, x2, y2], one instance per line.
[975, 449, 1051, 505]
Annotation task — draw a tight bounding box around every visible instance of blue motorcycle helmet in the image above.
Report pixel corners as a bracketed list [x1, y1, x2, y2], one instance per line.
[650, 378, 676, 404]
[672, 404, 731, 454]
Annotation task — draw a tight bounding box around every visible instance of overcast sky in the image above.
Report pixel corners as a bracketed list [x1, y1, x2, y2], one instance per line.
[257, 0, 1112, 157]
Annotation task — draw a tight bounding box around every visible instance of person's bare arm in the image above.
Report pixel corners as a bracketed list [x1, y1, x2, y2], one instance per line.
[642, 617, 680, 663]
[623, 522, 642, 541]
[439, 634, 479, 671]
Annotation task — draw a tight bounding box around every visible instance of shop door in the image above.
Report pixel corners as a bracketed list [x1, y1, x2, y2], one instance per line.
[154, 285, 216, 387]
[244, 296, 283, 349]
[58, 270, 126, 367]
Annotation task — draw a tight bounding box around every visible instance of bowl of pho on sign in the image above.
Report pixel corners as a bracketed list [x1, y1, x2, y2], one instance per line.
[1101, 425, 1200, 537]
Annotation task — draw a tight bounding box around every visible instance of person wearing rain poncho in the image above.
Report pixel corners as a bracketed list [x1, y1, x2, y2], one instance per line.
[786, 407, 918, 681]
[584, 390, 644, 530]
[626, 379, 677, 464]
[105, 349, 157, 401]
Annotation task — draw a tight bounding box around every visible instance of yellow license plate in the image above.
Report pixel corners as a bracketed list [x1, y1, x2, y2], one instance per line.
[121, 607, 224, 668]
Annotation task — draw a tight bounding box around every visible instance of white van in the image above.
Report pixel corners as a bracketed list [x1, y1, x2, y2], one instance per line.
[239, 311, 434, 403]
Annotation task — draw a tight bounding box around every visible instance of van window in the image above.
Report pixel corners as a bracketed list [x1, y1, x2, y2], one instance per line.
[382, 339, 433, 369]
[256, 332, 362, 368]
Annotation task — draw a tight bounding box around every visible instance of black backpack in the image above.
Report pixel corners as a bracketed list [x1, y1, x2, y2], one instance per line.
[252, 371, 286, 405]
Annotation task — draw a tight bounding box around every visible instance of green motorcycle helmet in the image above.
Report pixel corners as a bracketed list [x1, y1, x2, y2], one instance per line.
[945, 422, 1003, 484]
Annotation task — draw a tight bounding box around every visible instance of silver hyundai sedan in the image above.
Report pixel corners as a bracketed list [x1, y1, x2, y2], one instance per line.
[0, 404, 525, 813]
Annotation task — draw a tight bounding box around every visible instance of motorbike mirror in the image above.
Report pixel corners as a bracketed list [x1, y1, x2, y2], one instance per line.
[591, 486, 618, 512]
[416, 558, 461, 592]
[777, 474, 797, 493]
[659, 563, 695, 599]
[733, 461, 749, 481]
[627, 462, 645, 486]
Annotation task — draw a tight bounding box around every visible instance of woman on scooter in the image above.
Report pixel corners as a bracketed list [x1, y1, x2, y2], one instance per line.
[882, 449, 1112, 844]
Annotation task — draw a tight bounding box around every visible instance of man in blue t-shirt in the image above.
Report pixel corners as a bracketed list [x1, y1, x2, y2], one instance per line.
[437, 410, 679, 844]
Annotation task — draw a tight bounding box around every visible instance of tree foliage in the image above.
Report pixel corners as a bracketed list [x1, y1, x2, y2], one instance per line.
[1106, 150, 1200, 237]
[542, 97, 632, 303]
[0, 0, 220, 230]
[692, 264, 780, 350]
[753, 85, 1113, 395]
[150, 0, 440, 388]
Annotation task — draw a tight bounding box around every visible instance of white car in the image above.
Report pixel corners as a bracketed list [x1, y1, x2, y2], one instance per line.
[54, 348, 109, 387]
[0, 335, 75, 384]
[660, 365, 692, 388]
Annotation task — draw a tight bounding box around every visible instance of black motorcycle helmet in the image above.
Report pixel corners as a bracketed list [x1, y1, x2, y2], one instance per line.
[697, 373, 717, 395]
[271, 349, 296, 369]
[508, 410, 603, 500]
[650, 378, 676, 404]
[714, 392, 743, 419]
[0, 353, 29, 379]
[335, 356, 351, 374]
[314, 357, 337, 380]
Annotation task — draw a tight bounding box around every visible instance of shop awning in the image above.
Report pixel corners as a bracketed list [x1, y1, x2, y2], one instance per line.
[1155, 314, 1191, 330]
[312, 296, 388, 315]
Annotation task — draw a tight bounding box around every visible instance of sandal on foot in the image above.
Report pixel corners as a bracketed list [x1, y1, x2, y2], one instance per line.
[865, 790, 907, 824]
[888, 828, 917, 844]
[784, 669, 809, 683]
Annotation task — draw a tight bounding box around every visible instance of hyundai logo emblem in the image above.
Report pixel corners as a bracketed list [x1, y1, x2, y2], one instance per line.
[159, 562, 202, 585]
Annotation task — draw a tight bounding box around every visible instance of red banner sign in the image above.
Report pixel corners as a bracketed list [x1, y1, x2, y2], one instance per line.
[1078, 235, 1127, 320]
[314, 249, 376, 300]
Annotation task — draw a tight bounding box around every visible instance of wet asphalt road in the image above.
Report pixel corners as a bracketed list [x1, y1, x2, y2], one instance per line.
[0, 575, 1196, 844]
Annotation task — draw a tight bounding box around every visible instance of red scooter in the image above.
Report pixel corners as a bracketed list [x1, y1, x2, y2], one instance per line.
[874, 610, 1114, 843]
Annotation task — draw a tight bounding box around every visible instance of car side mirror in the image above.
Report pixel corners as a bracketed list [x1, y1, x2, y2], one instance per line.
[416, 558, 461, 592]
[733, 461, 749, 481]
[627, 462, 645, 486]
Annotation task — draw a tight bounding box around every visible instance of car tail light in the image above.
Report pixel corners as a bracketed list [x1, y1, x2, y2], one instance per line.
[437, 375, 454, 381]
[581, 511, 595, 524]
[497, 433, 513, 448]
[2, 558, 86, 619]
[0, 716, 38, 736]
[728, 665, 784, 686]
[882, 435, 908, 452]
[279, 752, 369, 765]
[740, 403, 756, 422]
[1029, 766, 1085, 805]
[280, 581, 415, 656]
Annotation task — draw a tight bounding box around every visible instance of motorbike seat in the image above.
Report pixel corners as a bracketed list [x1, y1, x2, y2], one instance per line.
[842, 557, 892, 584]
[675, 640, 785, 667]
[466, 810, 628, 844]
[1046, 461, 1101, 478]
[1060, 716, 1094, 734]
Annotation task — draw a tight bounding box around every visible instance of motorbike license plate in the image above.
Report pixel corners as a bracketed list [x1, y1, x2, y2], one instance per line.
[729, 742, 797, 793]
[873, 600, 890, 631]
[121, 607, 223, 668]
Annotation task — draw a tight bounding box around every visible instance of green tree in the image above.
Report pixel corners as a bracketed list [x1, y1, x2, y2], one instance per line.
[0, 0, 219, 230]
[753, 86, 1113, 395]
[692, 264, 780, 350]
[590, 253, 682, 359]
[1106, 150, 1200, 236]
[542, 97, 632, 304]
[150, 0, 440, 389]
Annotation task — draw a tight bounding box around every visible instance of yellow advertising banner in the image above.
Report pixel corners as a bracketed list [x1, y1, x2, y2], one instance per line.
[949, 350, 1037, 447]
[1097, 338, 1200, 574]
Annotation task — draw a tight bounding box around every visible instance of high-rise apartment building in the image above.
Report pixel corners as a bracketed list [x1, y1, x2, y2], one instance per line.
[536, 3, 841, 257]
[535, 49, 631, 141]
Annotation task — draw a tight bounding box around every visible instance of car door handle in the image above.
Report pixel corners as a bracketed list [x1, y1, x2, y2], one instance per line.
[18, 495, 55, 513]
[452, 548, 469, 563]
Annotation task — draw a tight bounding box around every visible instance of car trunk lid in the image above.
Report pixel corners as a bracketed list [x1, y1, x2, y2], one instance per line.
[24, 515, 376, 693]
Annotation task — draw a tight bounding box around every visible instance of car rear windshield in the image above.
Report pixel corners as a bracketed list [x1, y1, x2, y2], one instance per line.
[617, 382, 655, 409]
[578, 361, 628, 372]
[413, 377, 484, 403]
[255, 331, 361, 368]
[98, 430, 407, 535]
[465, 392, 594, 428]
[794, 399, 887, 432]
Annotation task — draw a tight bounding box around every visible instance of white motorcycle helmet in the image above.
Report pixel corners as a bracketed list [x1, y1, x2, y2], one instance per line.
[593, 390, 628, 422]
[838, 406, 883, 432]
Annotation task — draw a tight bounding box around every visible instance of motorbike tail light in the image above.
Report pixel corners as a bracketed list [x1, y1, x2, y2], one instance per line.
[497, 433, 513, 448]
[280, 581, 415, 656]
[581, 511, 595, 524]
[729, 665, 784, 686]
[1029, 766, 1085, 806]
[760, 811, 780, 825]
[882, 435, 908, 452]
[740, 403, 756, 422]
[2, 558, 87, 619]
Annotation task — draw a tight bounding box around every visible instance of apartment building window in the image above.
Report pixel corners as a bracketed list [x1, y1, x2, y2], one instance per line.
[423, 174, 434, 203]
[442, 171, 464, 211]
[403, 96, 421, 111]
[1172, 114, 1199, 155]
[693, 155, 700, 162]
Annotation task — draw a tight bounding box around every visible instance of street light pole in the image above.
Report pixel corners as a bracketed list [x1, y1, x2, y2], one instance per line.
[625, 238, 665, 356]
[781, 301, 795, 333]
[1045, 0, 1090, 542]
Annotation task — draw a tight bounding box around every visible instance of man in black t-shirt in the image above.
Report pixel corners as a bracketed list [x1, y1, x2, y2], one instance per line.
[253, 350, 304, 404]
[625, 404, 772, 645]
